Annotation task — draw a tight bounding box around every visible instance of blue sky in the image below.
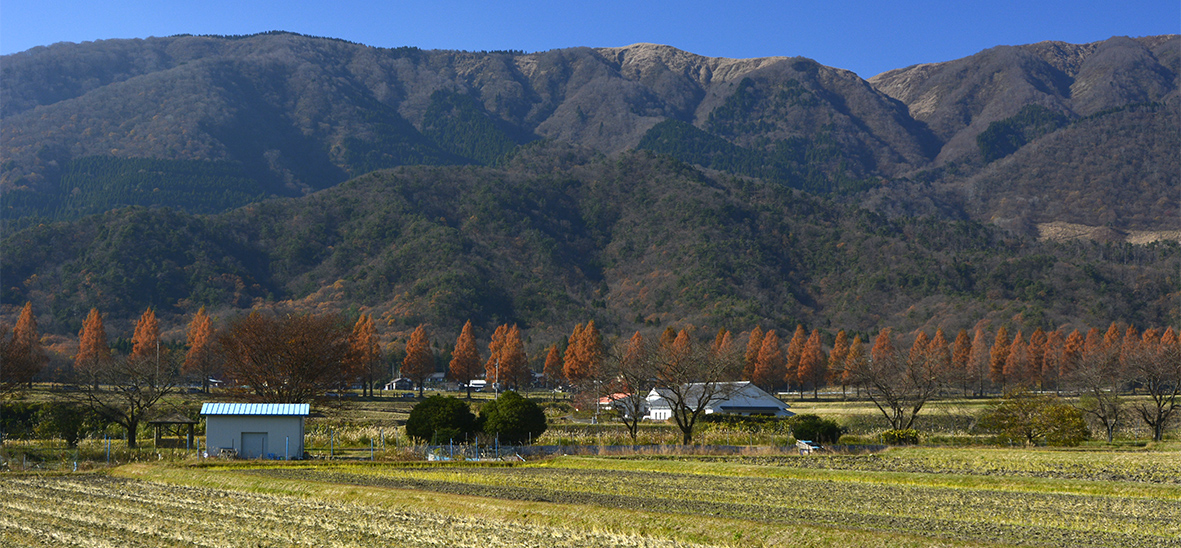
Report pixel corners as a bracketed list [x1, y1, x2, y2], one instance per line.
[2, 1, 1177, 77]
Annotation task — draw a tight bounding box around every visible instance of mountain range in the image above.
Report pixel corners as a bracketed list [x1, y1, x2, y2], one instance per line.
[1, 32, 1177, 345]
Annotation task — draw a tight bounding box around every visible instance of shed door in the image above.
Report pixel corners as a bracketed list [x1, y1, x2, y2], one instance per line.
[241, 432, 267, 459]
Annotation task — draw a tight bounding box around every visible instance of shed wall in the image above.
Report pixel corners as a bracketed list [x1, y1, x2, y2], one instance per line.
[205, 415, 305, 459]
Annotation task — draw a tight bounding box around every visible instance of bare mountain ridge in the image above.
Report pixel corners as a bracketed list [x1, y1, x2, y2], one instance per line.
[1, 32, 1177, 235]
[869, 35, 1179, 164]
[1, 34, 936, 195]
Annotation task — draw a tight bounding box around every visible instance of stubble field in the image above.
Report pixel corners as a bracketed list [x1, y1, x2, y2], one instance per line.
[2, 447, 1179, 547]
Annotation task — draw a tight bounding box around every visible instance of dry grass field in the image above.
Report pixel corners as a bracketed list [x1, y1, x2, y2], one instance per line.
[3, 445, 1179, 547]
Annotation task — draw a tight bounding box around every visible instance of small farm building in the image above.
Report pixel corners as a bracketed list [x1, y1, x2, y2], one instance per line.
[384, 378, 414, 391]
[201, 403, 309, 459]
[645, 382, 793, 421]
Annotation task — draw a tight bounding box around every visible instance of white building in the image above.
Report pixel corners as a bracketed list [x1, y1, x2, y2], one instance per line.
[201, 403, 309, 459]
[645, 382, 793, 421]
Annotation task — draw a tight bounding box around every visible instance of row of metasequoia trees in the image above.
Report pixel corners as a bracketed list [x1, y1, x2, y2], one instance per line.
[5, 303, 1179, 442]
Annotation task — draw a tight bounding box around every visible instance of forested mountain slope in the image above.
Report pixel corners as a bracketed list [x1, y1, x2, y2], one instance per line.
[4, 147, 1177, 342]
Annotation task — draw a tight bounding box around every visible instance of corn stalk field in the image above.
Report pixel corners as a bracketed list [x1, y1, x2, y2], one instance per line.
[2, 446, 1180, 547]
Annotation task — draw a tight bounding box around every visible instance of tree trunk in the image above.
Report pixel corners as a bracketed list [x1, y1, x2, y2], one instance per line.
[126, 418, 139, 448]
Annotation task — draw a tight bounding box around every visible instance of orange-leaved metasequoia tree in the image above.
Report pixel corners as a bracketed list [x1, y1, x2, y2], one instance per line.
[449, 320, 481, 398]
[751, 329, 783, 393]
[183, 307, 218, 393]
[950, 329, 972, 395]
[348, 313, 382, 396]
[798, 329, 827, 399]
[710, 328, 733, 357]
[827, 330, 849, 396]
[742, 326, 764, 381]
[497, 324, 528, 389]
[401, 325, 434, 397]
[129, 308, 160, 365]
[784, 324, 807, 393]
[562, 323, 585, 382]
[1, 302, 47, 393]
[543, 343, 564, 388]
[1003, 331, 1030, 388]
[76, 308, 111, 389]
[988, 326, 1011, 389]
[563, 321, 602, 386]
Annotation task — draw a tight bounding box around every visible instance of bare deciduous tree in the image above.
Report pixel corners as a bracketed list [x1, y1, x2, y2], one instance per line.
[218, 312, 351, 402]
[78, 352, 180, 448]
[647, 330, 743, 445]
[851, 328, 940, 431]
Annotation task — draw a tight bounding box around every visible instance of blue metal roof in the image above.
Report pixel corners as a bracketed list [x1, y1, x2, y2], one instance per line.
[200, 403, 310, 416]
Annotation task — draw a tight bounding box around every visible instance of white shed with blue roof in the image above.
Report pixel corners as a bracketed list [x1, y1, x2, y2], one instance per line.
[200, 403, 310, 459]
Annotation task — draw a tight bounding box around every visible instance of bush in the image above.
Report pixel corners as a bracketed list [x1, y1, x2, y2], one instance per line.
[880, 429, 921, 445]
[405, 396, 477, 444]
[785, 414, 845, 444]
[978, 389, 1090, 447]
[479, 390, 547, 445]
[35, 403, 102, 448]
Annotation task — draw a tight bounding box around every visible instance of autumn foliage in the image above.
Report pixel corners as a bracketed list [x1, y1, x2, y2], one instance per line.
[402, 325, 434, 396]
[449, 320, 481, 397]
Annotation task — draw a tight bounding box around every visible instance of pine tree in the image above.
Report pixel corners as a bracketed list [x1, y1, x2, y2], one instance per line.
[402, 325, 434, 396]
[183, 307, 216, 392]
[76, 308, 111, 389]
[129, 308, 160, 365]
[798, 329, 827, 399]
[752, 330, 784, 392]
[989, 326, 1011, 389]
[543, 344, 564, 388]
[785, 324, 807, 393]
[742, 326, 764, 381]
[449, 320, 480, 398]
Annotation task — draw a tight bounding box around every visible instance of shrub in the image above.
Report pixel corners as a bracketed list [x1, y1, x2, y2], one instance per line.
[978, 389, 1090, 447]
[785, 414, 845, 444]
[35, 403, 101, 448]
[479, 390, 547, 445]
[880, 429, 921, 445]
[405, 395, 477, 444]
